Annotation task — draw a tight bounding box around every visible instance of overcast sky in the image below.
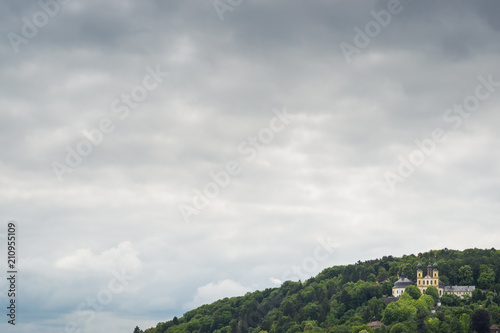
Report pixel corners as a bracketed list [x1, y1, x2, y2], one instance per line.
[1, 0, 500, 332]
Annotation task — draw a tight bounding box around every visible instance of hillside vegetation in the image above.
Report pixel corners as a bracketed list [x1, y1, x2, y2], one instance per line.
[135, 248, 500, 333]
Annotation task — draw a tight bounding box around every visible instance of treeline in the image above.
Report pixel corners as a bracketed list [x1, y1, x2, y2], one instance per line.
[134, 248, 500, 333]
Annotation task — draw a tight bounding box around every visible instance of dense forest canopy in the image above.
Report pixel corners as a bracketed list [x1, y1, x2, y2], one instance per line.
[135, 248, 500, 333]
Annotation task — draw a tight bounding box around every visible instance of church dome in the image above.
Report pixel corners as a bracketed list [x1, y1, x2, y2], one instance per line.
[393, 273, 413, 289]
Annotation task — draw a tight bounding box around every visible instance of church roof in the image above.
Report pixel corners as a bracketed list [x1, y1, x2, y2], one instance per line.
[444, 285, 475, 292]
[382, 296, 398, 304]
[394, 274, 413, 288]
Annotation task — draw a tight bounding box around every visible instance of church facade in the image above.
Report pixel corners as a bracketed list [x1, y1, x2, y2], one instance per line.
[392, 255, 475, 298]
[416, 257, 445, 296]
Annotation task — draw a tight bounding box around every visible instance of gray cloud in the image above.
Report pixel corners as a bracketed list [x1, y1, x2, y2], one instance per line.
[0, 0, 500, 332]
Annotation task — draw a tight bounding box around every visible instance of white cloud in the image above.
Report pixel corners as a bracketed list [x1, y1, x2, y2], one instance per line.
[269, 277, 283, 286]
[184, 279, 251, 310]
[55, 241, 142, 274]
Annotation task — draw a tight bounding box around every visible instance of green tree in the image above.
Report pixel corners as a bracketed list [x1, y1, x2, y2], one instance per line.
[426, 318, 440, 333]
[351, 324, 374, 333]
[478, 265, 496, 290]
[377, 267, 389, 282]
[472, 288, 486, 302]
[133, 326, 143, 333]
[137, 247, 500, 333]
[361, 297, 386, 322]
[261, 317, 272, 332]
[440, 293, 459, 306]
[458, 265, 474, 285]
[340, 290, 352, 309]
[381, 282, 393, 296]
[396, 292, 413, 306]
[424, 286, 439, 302]
[303, 303, 320, 321]
[404, 285, 421, 300]
[388, 322, 409, 333]
[411, 294, 433, 331]
[439, 275, 450, 286]
[417, 294, 434, 310]
[303, 320, 322, 332]
[381, 301, 416, 325]
[470, 309, 490, 333]
[459, 313, 470, 333]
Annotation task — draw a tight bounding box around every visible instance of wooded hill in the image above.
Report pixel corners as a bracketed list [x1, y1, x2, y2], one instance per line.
[134, 248, 500, 333]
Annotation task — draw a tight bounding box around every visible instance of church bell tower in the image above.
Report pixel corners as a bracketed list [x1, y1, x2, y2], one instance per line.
[433, 253, 439, 279]
[417, 254, 423, 279]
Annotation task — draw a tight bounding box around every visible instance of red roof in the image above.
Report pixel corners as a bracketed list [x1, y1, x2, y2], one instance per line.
[367, 321, 383, 328]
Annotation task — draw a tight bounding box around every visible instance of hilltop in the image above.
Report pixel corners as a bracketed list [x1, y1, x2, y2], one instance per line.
[135, 248, 500, 333]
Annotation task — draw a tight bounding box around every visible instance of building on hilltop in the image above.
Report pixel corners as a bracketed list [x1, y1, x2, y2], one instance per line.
[392, 272, 413, 297]
[367, 321, 384, 329]
[392, 253, 475, 298]
[416, 255, 445, 296]
[443, 285, 476, 296]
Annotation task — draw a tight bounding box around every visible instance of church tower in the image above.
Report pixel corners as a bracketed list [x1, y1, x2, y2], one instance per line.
[427, 257, 432, 277]
[417, 255, 423, 279]
[416, 254, 423, 290]
[414, 251, 446, 297]
[433, 254, 439, 279]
